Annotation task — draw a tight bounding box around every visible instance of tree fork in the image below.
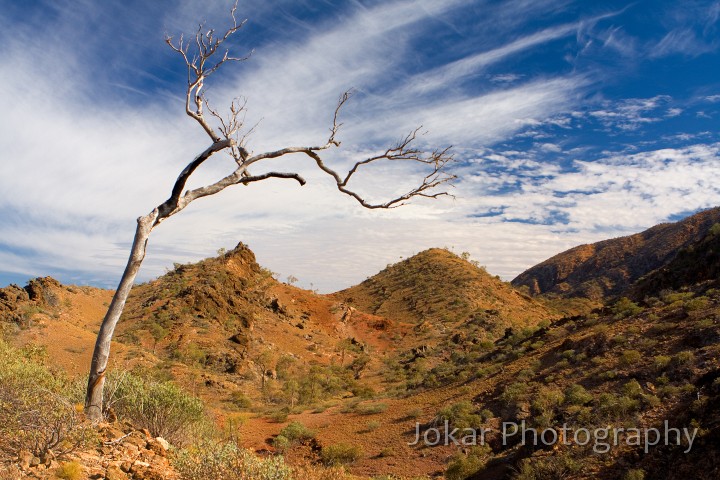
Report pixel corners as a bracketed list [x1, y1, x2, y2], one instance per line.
[84, 2, 454, 422]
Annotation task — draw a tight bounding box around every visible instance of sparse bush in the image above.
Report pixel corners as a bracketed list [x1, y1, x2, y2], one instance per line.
[173, 441, 292, 479]
[355, 402, 388, 415]
[661, 291, 694, 305]
[685, 297, 709, 311]
[619, 350, 642, 367]
[564, 384, 592, 406]
[277, 421, 315, 444]
[501, 382, 531, 404]
[561, 349, 576, 360]
[514, 452, 580, 479]
[597, 393, 640, 419]
[641, 394, 661, 409]
[649, 322, 675, 335]
[55, 462, 83, 480]
[445, 446, 488, 480]
[532, 387, 564, 416]
[437, 401, 482, 430]
[366, 420, 381, 432]
[673, 350, 695, 366]
[622, 379, 643, 398]
[0, 340, 92, 459]
[107, 371, 206, 446]
[612, 298, 642, 319]
[479, 409, 494, 421]
[653, 355, 672, 370]
[229, 391, 252, 409]
[405, 408, 423, 419]
[623, 469, 645, 480]
[598, 370, 618, 381]
[268, 410, 289, 423]
[321, 443, 363, 466]
[272, 435, 291, 452]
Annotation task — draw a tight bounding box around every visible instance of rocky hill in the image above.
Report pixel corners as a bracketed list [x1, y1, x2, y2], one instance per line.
[512, 207, 720, 300]
[335, 248, 557, 339]
[3, 216, 720, 479]
[632, 223, 720, 299]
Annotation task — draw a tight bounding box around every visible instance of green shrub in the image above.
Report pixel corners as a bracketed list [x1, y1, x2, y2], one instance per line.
[445, 447, 487, 480]
[684, 297, 709, 312]
[268, 410, 289, 423]
[619, 350, 642, 367]
[271, 435, 291, 452]
[107, 371, 206, 446]
[673, 350, 695, 365]
[173, 441, 292, 480]
[653, 355, 671, 370]
[514, 453, 580, 479]
[532, 387, 564, 416]
[229, 391, 252, 409]
[0, 340, 92, 459]
[437, 401, 483, 430]
[622, 379, 643, 398]
[355, 402, 388, 415]
[612, 298, 643, 318]
[321, 443, 363, 466]
[55, 462, 83, 480]
[623, 469, 645, 480]
[366, 420, 381, 432]
[277, 421, 315, 444]
[564, 384, 593, 406]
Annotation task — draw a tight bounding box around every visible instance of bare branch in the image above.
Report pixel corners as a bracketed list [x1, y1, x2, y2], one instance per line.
[239, 172, 306, 186]
[305, 137, 456, 209]
[164, 0, 250, 143]
[329, 90, 352, 145]
[87, 4, 455, 422]
[157, 139, 232, 219]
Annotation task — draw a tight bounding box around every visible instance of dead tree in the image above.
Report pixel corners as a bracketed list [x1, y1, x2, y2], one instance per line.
[85, 3, 454, 421]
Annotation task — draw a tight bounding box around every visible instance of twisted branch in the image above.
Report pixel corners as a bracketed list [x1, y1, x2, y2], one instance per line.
[86, 1, 455, 421]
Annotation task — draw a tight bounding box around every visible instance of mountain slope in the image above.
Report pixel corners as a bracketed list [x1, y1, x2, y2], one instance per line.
[632, 223, 720, 299]
[512, 207, 720, 300]
[3, 233, 720, 479]
[334, 248, 557, 339]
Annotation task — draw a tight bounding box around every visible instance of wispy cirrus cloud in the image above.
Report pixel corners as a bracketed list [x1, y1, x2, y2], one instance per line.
[1, 0, 719, 292]
[588, 96, 674, 131]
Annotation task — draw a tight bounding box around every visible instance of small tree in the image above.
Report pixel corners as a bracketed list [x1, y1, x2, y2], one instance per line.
[85, 3, 454, 421]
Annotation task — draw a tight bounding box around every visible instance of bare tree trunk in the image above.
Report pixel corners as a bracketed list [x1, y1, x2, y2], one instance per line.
[83, 5, 453, 421]
[85, 211, 157, 421]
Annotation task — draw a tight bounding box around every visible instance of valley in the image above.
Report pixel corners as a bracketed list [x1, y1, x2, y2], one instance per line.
[2, 207, 720, 479]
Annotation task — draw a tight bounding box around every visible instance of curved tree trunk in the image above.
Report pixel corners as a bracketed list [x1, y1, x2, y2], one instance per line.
[85, 210, 157, 421]
[83, 7, 453, 421]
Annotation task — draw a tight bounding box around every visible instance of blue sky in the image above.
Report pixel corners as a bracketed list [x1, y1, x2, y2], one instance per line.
[1, 0, 719, 292]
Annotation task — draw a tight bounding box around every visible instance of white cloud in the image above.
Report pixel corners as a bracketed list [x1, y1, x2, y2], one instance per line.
[1, 0, 718, 293]
[650, 28, 717, 58]
[589, 96, 673, 131]
[458, 143, 720, 235]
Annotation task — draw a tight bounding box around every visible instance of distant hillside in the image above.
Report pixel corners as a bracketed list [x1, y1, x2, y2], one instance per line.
[632, 223, 720, 299]
[334, 248, 557, 339]
[512, 207, 720, 300]
[3, 240, 720, 479]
